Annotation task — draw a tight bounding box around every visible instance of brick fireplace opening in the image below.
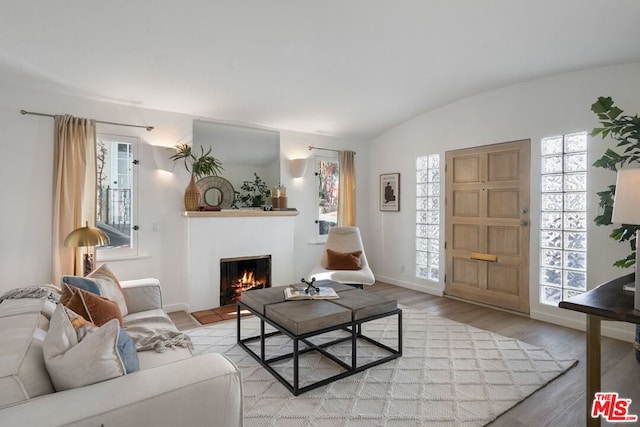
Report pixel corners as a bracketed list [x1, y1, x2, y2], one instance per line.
[220, 255, 271, 306]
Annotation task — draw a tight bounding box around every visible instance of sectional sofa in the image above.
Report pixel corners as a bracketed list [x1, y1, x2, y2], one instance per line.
[0, 278, 243, 427]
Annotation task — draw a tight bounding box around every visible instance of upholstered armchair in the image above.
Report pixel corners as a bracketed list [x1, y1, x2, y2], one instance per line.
[310, 226, 375, 288]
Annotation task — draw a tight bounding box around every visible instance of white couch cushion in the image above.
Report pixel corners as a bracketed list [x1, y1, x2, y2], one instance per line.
[0, 309, 54, 409]
[0, 298, 56, 320]
[136, 346, 192, 370]
[120, 278, 163, 314]
[43, 305, 125, 391]
[123, 308, 169, 324]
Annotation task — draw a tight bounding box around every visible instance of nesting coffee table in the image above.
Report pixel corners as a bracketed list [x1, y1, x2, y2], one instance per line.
[237, 281, 402, 395]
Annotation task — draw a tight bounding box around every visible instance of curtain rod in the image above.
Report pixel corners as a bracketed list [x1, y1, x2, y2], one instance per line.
[308, 146, 356, 154]
[20, 110, 154, 132]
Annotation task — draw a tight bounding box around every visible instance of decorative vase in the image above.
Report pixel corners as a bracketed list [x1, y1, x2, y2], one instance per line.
[184, 174, 201, 211]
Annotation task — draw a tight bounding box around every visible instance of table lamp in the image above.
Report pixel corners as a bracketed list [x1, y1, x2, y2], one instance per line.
[63, 221, 110, 276]
[612, 168, 640, 310]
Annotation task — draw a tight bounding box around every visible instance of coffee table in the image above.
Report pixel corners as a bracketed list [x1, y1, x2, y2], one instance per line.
[237, 282, 402, 395]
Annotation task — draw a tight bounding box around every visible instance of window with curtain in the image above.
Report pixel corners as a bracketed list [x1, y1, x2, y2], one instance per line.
[539, 131, 588, 306]
[315, 155, 339, 240]
[96, 134, 139, 258]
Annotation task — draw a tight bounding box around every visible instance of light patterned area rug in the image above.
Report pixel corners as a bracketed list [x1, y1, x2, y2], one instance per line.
[187, 309, 577, 426]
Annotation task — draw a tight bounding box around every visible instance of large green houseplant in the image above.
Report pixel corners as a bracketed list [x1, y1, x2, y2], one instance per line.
[591, 96, 640, 268]
[591, 96, 640, 361]
[170, 143, 224, 211]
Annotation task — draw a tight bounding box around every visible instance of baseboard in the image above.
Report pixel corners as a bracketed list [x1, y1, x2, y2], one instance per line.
[164, 302, 190, 313]
[374, 278, 636, 344]
[374, 275, 444, 297]
[531, 309, 636, 343]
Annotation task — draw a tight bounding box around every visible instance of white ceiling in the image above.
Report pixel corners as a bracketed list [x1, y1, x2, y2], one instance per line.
[1, 1, 640, 139]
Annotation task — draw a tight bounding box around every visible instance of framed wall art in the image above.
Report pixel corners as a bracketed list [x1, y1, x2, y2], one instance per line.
[380, 173, 400, 211]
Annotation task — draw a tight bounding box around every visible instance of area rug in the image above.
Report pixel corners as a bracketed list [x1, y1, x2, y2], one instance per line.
[186, 309, 577, 426]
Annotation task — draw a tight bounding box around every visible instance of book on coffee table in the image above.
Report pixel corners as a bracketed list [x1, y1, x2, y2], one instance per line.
[284, 286, 339, 300]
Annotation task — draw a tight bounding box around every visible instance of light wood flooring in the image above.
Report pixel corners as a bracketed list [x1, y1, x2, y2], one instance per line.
[169, 281, 640, 426]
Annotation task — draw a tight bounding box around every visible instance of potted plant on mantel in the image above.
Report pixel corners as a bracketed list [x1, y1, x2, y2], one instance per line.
[238, 172, 271, 208]
[170, 143, 224, 211]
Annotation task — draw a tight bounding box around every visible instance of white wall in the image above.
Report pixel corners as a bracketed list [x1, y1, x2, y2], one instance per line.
[280, 130, 371, 281]
[0, 80, 367, 312]
[4, 61, 638, 340]
[368, 61, 640, 340]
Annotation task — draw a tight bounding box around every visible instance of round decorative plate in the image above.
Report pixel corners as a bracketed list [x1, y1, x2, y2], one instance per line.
[196, 176, 235, 209]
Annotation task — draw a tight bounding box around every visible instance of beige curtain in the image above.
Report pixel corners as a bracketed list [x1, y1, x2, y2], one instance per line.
[338, 150, 356, 226]
[52, 115, 97, 282]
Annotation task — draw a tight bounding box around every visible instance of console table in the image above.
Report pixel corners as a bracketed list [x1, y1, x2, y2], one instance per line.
[559, 272, 637, 427]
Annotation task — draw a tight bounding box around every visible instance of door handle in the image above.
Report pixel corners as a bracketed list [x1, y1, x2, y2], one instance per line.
[521, 220, 529, 226]
[470, 252, 497, 262]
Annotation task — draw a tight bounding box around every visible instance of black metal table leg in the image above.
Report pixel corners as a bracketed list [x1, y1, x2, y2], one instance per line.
[260, 318, 265, 362]
[237, 300, 402, 395]
[293, 338, 299, 393]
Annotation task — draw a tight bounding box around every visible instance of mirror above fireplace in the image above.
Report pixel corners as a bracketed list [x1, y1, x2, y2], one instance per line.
[193, 120, 281, 199]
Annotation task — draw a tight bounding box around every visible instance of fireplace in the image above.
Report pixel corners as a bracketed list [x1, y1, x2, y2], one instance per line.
[220, 255, 271, 306]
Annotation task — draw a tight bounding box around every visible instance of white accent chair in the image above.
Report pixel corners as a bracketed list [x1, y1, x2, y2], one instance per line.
[310, 226, 375, 288]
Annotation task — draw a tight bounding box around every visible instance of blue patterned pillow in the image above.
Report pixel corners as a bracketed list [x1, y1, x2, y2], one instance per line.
[117, 329, 140, 374]
[62, 276, 101, 295]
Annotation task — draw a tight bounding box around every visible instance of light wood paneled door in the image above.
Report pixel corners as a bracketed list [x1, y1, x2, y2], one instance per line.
[445, 140, 530, 313]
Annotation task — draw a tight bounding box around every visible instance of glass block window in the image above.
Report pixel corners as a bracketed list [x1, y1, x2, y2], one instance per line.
[540, 132, 588, 306]
[416, 154, 440, 281]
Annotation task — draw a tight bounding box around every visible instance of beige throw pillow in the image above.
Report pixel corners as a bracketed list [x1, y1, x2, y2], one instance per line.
[43, 305, 125, 392]
[87, 263, 128, 316]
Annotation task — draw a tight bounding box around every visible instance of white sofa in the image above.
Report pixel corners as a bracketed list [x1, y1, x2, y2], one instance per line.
[0, 278, 243, 427]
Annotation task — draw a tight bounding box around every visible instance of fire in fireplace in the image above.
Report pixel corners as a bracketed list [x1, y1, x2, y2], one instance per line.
[220, 255, 271, 306]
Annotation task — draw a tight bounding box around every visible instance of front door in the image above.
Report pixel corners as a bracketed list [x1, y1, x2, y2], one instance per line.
[445, 140, 530, 313]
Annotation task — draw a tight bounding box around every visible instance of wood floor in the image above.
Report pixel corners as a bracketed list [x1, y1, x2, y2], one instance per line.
[169, 281, 640, 426]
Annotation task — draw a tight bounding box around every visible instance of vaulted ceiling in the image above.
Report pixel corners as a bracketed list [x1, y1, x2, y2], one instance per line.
[2, 1, 640, 139]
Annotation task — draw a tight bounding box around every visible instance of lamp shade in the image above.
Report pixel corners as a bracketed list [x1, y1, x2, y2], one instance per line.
[290, 158, 307, 178]
[64, 222, 110, 248]
[151, 145, 176, 172]
[612, 168, 640, 225]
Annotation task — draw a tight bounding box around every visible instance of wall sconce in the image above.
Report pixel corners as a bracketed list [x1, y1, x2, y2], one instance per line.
[151, 145, 176, 172]
[612, 167, 640, 309]
[289, 158, 307, 178]
[64, 222, 110, 276]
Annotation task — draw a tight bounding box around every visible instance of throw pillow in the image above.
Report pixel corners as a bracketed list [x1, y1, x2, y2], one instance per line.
[64, 306, 139, 374]
[326, 249, 363, 270]
[43, 305, 125, 392]
[87, 264, 128, 316]
[61, 284, 124, 327]
[61, 275, 101, 295]
[117, 328, 140, 374]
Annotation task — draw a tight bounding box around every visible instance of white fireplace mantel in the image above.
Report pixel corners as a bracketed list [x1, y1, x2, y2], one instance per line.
[183, 209, 299, 218]
[185, 213, 297, 312]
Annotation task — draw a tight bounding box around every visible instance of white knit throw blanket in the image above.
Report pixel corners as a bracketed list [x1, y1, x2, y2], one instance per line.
[124, 315, 193, 353]
[0, 285, 61, 304]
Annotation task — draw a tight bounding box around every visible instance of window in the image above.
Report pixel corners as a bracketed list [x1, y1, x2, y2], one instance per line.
[315, 155, 339, 240]
[539, 132, 588, 306]
[96, 134, 138, 258]
[416, 154, 440, 281]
